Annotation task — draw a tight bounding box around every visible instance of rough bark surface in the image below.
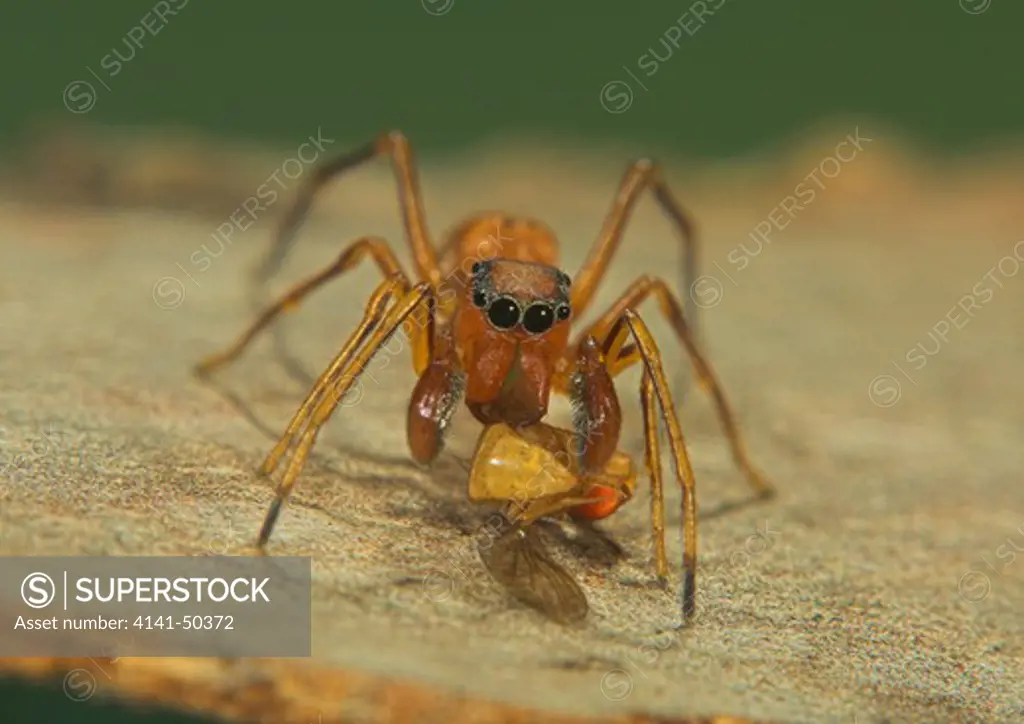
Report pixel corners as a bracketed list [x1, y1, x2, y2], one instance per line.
[0, 132, 1022, 723]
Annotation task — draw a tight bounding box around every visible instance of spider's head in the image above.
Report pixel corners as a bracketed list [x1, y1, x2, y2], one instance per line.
[454, 259, 573, 426]
[466, 259, 572, 338]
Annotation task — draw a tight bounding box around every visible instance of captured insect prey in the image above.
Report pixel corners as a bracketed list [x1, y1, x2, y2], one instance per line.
[193, 130, 777, 624]
[478, 524, 589, 625]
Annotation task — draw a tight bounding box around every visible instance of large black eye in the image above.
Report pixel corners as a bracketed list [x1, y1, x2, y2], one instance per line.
[522, 303, 555, 335]
[487, 297, 521, 329]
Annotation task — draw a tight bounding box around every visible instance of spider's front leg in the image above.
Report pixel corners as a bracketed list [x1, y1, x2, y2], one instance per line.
[572, 274, 774, 501]
[257, 278, 436, 547]
[256, 131, 442, 288]
[569, 314, 701, 621]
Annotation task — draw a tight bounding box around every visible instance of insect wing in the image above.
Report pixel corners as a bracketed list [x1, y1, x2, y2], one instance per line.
[478, 527, 588, 624]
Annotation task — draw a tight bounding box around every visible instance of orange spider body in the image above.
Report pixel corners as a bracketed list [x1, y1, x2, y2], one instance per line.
[447, 250, 570, 427]
[429, 227, 618, 521]
[196, 131, 774, 622]
[570, 485, 624, 520]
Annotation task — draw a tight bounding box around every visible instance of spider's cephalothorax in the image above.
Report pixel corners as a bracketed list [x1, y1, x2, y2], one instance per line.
[453, 259, 573, 427]
[468, 259, 572, 334]
[195, 130, 775, 624]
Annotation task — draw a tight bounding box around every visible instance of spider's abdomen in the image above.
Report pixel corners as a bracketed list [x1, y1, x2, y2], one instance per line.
[569, 485, 625, 521]
[443, 214, 560, 278]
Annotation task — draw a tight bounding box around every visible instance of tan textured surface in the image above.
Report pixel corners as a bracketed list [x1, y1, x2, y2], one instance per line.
[1, 130, 1023, 723]
[0, 657, 759, 724]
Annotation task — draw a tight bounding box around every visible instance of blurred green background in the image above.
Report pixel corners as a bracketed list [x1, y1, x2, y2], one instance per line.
[1, 674, 220, 724]
[3, 0, 1023, 161]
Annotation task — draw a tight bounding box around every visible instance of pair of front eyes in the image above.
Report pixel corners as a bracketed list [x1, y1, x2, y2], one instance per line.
[472, 290, 571, 334]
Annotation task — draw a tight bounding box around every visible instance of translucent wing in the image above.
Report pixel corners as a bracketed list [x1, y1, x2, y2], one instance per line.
[478, 525, 588, 624]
